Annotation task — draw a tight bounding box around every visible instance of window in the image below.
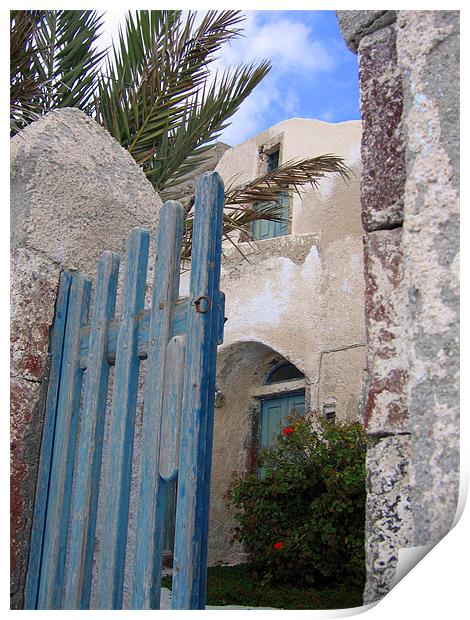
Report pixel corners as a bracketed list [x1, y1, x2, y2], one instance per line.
[265, 361, 305, 384]
[267, 149, 279, 172]
[252, 147, 289, 241]
[257, 358, 306, 475]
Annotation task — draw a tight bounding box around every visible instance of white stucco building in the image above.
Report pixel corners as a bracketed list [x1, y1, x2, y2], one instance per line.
[204, 118, 367, 564]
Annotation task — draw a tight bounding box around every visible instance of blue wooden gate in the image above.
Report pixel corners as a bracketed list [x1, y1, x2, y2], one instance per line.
[24, 172, 225, 610]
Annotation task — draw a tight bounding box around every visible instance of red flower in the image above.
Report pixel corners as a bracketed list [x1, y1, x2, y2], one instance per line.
[282, 426, 294, 436]
[273, 542, 284, 550]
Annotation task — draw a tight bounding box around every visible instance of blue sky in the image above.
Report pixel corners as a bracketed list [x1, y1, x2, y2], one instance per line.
[212, 10, 361, 145]
[102, 9, 360, 147]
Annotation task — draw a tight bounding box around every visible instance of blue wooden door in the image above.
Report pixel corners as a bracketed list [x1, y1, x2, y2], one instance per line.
[260, 392, 305, 449]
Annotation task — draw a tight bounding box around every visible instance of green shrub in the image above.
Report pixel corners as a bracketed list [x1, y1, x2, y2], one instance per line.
[224, 416, 366, 588]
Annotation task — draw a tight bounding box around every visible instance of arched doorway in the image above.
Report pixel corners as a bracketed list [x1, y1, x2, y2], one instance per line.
[208, 340, 309, 565]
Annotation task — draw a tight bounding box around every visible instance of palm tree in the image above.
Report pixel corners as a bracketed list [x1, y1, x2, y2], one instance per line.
[10, 9, 350, 259]
[10, 10, 106, 133]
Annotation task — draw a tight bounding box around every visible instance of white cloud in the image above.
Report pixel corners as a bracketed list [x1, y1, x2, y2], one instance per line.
[100, 10, 335, 146]
[247, 18, 333, 72]
[214, 12, 333, 73]
[219, 80, 280, 145]
[213, 11, 335, 145]
[281, 87, 302, 117]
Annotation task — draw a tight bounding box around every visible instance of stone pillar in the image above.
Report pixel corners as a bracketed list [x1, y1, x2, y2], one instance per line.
[10, 108, 161, 608]
[337, 10, 459, 604]
[396, 10, 459, 547]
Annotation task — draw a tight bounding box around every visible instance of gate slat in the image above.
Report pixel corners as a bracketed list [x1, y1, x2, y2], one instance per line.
[37, 274, 91, 609]
[63, 252, 119, 609]
[197, 188, 224, 607]
[95, 228, 149, 610]
[130, 202, 184, 609]
[172, 172, 224, 609]
[25, 271, 72, 609]
[159, 335, 186, 483]
[148, 335, 186, 607]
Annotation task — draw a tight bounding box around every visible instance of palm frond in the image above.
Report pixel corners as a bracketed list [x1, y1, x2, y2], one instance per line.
[10, 9, 349, 266]
[10, 10, 105, 134]
[33, 10, 106, 113]
[95, 9, 253, 177]
[153, 61, 271, 197]
[224, 155, 351, 205]
[10, 10, 46, 134]
[177, 155, 350, 260]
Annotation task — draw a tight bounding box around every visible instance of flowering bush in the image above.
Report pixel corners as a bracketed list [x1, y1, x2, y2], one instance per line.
[224, 416, 366, 587]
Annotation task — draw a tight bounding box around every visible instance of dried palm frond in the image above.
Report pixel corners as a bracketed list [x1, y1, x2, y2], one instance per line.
[224, 154, 351, 205]
[178, 154, 351, 260]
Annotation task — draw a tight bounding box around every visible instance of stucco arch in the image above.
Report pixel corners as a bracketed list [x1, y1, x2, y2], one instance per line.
[215, 340, 308, 440]
[208, 339, 307, 565]
[217, 339, 306, 385]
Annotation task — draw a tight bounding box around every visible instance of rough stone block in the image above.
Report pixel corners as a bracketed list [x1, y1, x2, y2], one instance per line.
[363, 229, 408, 433]
[336, 10, 397, 53]
[11, 248, 60, 382]
[10, 107, 161, 282]
[10, 375, 48, 608]
[363, 435, 413, 604]
[10, 249, 60, 608]
[10, 108, 163, 608]
[358, 26, 405, 231]
[396, 10, 460, 547]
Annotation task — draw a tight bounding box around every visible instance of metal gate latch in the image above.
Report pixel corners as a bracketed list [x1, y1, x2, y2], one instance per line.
[194, 295, 211, 313]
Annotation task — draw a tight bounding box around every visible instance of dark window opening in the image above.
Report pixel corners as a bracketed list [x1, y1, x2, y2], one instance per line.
[267, 149, 280, 172]
[265, 361, 305, 384]
[323, 403, 336, 423]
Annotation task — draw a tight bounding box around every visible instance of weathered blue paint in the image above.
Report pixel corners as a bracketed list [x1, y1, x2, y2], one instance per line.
[79, 292, 225, 368]
[63, 252, 119, 609]
[197, 175, 224, 608]
[149, 334, 186, 607]
[159, 335, 186, 571]
[24, 272, 72, 610]
[28, 174, 225, 610]
[159, 336, 186, 483]
[130, 202, 184, 610]
[37, 275, 91, 609]
[95, 228, 149, 610]
[172, 172, 224, 610]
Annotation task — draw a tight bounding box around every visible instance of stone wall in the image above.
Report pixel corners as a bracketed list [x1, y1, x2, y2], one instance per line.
[10, 108, 161, 608]
[337, 10, 459, 603]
